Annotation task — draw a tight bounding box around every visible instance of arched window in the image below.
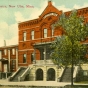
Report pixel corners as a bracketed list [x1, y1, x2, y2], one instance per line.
[31, 30, 34, 40]
[47, 68, 55, 81]
[36, 68, 43, 80]
[44, 28, 47, 38]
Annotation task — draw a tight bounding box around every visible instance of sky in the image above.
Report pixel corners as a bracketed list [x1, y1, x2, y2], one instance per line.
[0, 0, 88, 46]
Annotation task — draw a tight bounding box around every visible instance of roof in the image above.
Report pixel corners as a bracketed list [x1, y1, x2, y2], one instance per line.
[0, 44, 18, 49]
[39, 1, 62, 18]
[0, 58, 8, 62]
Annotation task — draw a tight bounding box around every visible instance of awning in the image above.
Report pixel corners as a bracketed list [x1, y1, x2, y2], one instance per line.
[0, 58, 8, 62]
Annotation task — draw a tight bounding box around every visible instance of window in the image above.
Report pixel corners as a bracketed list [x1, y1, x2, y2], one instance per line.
[44, 28, 47, 38]
[12, 48, 15, 55]
[52, 29, 54, 36]
[4, 49, 7, 55]
[31, 30, 34, 40]
[12, 60, 16, 69]
[83, 71, 88, 76]
[23, 54, 27, 63]
[23, 32, 26, 41]
[31, 53, 34, 63]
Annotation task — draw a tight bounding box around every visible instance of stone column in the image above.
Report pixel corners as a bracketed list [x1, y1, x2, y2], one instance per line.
[33, 48, 36, 64]
[44, 66, 47, 81]
[16, 48, 18, 70]
[0, 50, 2, 71]
[44, 46, 46, 62]
[8, 49, 10, 72]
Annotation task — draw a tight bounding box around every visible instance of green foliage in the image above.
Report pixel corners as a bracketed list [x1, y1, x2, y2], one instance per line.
[51, 10, 88, 66]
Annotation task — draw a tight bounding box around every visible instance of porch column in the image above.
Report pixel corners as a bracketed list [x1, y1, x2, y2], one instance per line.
[44, 66, 47, 81]
[44, 46, 46, 62]
[0, 50, 2, 71]
[8, 49, 10, 72]
[33, 48, 36, 64]
[16, 48, 18, 70]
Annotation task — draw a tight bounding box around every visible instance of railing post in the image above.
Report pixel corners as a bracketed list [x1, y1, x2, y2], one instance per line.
[8, 49, 10, 72]
[44, 46, 46, 62]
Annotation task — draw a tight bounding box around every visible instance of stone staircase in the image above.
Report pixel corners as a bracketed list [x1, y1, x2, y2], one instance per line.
[60, 67, 72, 82]
[10, 67, 27, 82]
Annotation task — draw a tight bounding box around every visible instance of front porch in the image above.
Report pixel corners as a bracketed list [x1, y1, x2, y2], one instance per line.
[33, 42, 53, 63]
[0, 58, 11, 79]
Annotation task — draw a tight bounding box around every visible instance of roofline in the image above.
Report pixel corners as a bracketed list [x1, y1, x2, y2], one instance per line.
[0, 44, 18, 48]
[18, 18, 39, 24]
[65, 7, 88, 13]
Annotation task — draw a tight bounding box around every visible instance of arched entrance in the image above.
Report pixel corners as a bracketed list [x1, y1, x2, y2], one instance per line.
[36, 68, 43, 81]
[47, 68, 55, 81]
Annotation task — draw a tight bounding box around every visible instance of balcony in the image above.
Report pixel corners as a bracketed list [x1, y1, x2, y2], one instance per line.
[35, 60, 54, 65]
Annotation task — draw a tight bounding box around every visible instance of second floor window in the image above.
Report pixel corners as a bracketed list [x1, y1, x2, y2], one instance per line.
[23, 32, 26, 41]
[44, 28, 47, 38]
[31, 30, 34, 40]
[52, 29, 54, 36]
[12, 48, 15, 55]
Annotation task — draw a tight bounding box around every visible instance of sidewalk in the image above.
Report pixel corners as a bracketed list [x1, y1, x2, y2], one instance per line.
[0, 79, 71, 87]
[0, 79, 87, 87]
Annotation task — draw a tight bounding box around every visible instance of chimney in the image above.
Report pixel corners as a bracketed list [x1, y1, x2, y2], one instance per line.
[48, 0, 52, 6]
[4, 40, 6, 46]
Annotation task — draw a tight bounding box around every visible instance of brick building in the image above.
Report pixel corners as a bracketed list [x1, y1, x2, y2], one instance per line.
[0, 1, 88, 81]
[0, 45, 18, 79]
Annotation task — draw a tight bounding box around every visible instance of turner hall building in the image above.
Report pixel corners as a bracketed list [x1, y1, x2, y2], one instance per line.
[0, 1, 88, 82]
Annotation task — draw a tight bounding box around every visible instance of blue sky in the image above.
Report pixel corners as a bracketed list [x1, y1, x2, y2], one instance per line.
[0, 0, 88, 46]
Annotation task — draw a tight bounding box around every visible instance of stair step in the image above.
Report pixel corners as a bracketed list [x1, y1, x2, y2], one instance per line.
[60, 67, 73, 82]
[11, 68, 27, 81]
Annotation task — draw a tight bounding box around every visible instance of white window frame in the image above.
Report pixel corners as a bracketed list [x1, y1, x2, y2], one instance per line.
[23, 32, 26, 41]
[31, 30, 34, 40]
[44, 28, 47, 38]
[52, 29, 54, 36]
[12, 48, 15, 55]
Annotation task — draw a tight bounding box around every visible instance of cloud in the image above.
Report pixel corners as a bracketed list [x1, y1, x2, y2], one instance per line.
[0, 22, 9, 39]
[73, 3, 88, 9]
[6, 36, 18, 46]
[28, 0, 47, 19]
[0, 22, 8, 29]
[0, 21, 18, 46]
[57, 5, 71, 12]
[14, 11, 26, 22]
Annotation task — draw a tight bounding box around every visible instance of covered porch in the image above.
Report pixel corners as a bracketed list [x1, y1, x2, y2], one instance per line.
[0, 58, 11, 79]
[33, 42, 53, 64]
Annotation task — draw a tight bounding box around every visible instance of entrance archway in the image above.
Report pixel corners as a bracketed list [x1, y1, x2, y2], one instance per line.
[36, 68, 43, 81]
[47, 68, 55, 81]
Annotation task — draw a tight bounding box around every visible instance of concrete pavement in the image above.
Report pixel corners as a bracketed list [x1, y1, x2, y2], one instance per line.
[0, 79, 71, 87]
[0, 79, 87, 87]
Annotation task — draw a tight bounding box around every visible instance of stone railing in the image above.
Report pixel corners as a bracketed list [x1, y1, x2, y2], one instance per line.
[8, 67, 21, 81]
[57, 67, 65, 82]
[35, 60, 54, 65]
[19, 65, 33, 81]
[73, 66, 80, 81]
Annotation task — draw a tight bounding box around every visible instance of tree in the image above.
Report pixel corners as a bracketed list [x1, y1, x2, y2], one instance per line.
[51, 10, 88, 86]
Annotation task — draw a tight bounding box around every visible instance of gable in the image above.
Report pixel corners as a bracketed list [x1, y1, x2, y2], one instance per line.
[39, 1, 62, 19]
